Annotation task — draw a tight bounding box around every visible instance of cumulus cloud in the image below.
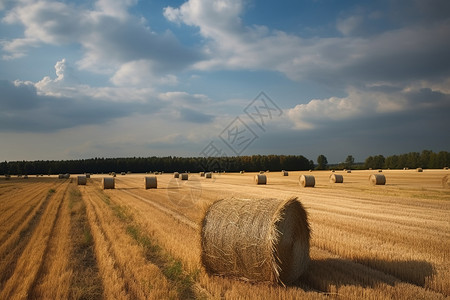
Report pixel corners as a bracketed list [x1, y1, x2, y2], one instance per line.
[164, 0, 450, 86]
[287, 86, 450, 130]
[1, 0, 201, 78]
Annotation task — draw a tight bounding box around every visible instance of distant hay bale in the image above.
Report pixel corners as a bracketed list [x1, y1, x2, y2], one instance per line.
[346, 170, 352, 173]
[112, 172, 116, 177]
[63, 173, 70, 179]
[181, 173, 188, 180]
[299, 175, 315, 187]
[417, 168, 423, 172]
[259, 171, 265, 174]
[369, 168, 372, 170]
[200, 172, 205, 177]
[77, 175, 87, 185]
[85, 173, 91, 178]
[378, 169, 383, 172]
[266, 170, 270, 173]
[444, 167, 448, 170]
[331, 170, 335, 172]
[121, 172, 126, 176]
[144, 176, 157, 189]
[58, 174, 64, 179]
[442, 175, 450, 188]
[173, 172, 179, 178]
[23, 175, 28, 179]
[205, 172, 212, 178]
[5, 175, 10, 180]
[330, 174, 343, 183]
[240, 171, 244, 174]
[369, 174, 386, 185]
[103, 177, 115, 189]
[309, 169, 312, 172]
[201, 197, 310, 284]
[282, 171, 289, 176]
[255, 174, 267, 185]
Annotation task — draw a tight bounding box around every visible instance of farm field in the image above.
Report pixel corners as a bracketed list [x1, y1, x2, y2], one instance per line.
[0, 170, 449, 299]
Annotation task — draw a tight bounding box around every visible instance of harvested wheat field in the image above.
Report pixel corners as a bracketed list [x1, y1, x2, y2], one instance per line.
[0, 170, 449, 299]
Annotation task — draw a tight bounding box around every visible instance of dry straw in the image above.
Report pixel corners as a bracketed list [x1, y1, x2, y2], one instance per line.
[103, 177, 115, 189]
[201, 197, 310, 284]
[299, 175, 315, 187]
[329, 174, 343, 183]
[442, 175, 450, 188]
[144, 176, 157, 189]
[173, 172, 179, 178]
[77, 175, 87, 185]
[369, 174, 386, 185]
[205, 172, 212, 178]
[255, 174, 267, 185]
[181, 173, 188, 180]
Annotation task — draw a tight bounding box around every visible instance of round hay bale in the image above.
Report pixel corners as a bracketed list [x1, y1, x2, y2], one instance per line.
[63, 173, 70, 179]
[255, 174, 267, 185]
[442, 175, 450, 188]
[259, 171, 265, 174]
[309, 169, 312, 172]
[329, 174, 343, 183]
[5, 174, 11, 180]
[444, 167, 448, 170]
[331, 170, 335, 173]
[201, 197, 310, 284]
[77, 175, 87, 185]
[346, 170, 351, 173]
[282, 171, 289, 176]
[417, 168, 423, 172]
[299, 175, 315, 187]
[200, 172, 205, 177]
[58, 174, 63, 179]
[144, 176, 157, 189]
[103, 177, 115, 189]
[181, 173, 188, 180]
[378, 169, 383, 172]
[85, 173, 91, 178]
[240, 171, 244, 174]
[121, 172, 126, 176]
[111, 172, 116, 177]
[173, 172, 179, 178]
[369, 174, 386, 185]
[205, 172, 212, 178]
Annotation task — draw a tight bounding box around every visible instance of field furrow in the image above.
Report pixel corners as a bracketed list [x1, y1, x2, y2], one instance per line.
[0, 180, 68, 299]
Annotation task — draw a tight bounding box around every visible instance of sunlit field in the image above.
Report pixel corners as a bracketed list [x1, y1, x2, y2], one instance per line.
[1, 169, 449, 299]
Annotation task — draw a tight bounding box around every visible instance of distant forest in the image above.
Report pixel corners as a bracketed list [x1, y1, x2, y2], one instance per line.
[0, 150, 448, 175]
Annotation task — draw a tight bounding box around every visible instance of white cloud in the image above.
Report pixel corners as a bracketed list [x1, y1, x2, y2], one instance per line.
[287, 86, 449, 130]
[337, 15, 364, 36]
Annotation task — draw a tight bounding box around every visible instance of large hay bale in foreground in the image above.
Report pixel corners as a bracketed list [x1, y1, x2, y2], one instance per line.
[255, 174, 267, 185]
[442, 175, 450, 188]
[180, 173, 188, 180]
[201, 197, 310, 284]
[103, 177, 115, 189]
[144, 176, 157, 189]
[369, 174, 386, 185]
[330, 174, 343, 183]
[299, 175, 315, 187]
[77, 175, 87, 185]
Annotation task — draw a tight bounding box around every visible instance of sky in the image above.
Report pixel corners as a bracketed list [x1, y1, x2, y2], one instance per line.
[0, 0, 449, 164]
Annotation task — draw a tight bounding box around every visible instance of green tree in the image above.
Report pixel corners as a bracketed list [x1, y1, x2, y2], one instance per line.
[317, 155, 328, 170]
[344, 155, 355, 169]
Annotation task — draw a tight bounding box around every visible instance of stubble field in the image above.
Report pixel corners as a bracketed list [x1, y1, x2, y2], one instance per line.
[0, 169, 449, 299]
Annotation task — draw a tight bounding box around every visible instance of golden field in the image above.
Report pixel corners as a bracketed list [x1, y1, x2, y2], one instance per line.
[0, 169, 449, 299]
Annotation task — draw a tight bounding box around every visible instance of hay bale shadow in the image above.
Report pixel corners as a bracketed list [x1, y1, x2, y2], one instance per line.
[296, 258, 434, 291]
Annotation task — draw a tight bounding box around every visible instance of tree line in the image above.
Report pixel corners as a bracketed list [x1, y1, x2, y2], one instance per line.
[0, 155, 314, 175]
[1, 150, 448, 175]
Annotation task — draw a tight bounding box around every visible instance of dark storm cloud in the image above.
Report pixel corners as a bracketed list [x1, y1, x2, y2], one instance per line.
[0, 80, 163, 132]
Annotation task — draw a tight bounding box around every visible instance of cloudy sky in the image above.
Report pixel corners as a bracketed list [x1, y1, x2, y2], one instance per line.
[1, 0, 449, 163]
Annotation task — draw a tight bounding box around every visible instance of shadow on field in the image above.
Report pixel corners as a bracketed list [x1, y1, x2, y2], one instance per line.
[297, 258, 434, 291]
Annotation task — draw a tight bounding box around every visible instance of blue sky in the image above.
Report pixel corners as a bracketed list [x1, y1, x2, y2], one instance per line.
[0, 0, 449, 163]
